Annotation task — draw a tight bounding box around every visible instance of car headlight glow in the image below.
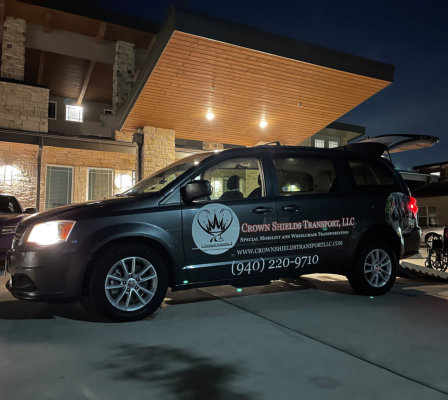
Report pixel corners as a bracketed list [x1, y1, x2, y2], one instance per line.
[27, 221, 76, 246]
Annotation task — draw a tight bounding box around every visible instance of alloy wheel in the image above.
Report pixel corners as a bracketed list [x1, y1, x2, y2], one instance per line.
[363, 249, 392, 288]
[104, 256, 158, 312]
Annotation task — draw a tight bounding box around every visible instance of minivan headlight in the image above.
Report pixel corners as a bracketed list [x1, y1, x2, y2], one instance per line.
[27, 221, 76, 246]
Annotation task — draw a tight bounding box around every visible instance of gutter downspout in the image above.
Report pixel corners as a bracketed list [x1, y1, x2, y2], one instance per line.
[132, 131, 144, 181]
[36, 137, 43, 211]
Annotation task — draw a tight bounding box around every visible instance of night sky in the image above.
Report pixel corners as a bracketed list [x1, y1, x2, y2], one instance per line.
[99, 0, 447, 171]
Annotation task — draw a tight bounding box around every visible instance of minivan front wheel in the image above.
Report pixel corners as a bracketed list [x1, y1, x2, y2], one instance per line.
[89, 244, 168, 321]
[348, 242, 397, 296]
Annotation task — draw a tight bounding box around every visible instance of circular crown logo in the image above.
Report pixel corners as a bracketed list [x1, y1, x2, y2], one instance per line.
[192, 203, 240, 255]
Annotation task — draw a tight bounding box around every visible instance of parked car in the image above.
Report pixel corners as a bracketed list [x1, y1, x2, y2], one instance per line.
[421, 226, 444, 246]
[0, 194, 36, 268]
[6, 138, 430, 321]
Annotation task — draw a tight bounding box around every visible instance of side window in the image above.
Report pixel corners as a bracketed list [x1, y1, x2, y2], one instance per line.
[349, 159, 396, 186]
[274, 156, 336, 195]
[195, 157, 263, 201]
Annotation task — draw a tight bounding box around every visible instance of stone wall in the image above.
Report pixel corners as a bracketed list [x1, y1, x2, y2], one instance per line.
[1, 17, 26, 81]
[142, 126, 175, 177]
[113, 41, 135, 114]
[0, 81, 49, 132]
[0, 142, 38, 209]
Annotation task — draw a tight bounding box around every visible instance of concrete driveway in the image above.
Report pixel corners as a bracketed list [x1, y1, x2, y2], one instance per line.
[0, 273, 448, 400]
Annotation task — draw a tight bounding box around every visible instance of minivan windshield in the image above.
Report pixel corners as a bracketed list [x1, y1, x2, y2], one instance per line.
[123, 153, 211, 195]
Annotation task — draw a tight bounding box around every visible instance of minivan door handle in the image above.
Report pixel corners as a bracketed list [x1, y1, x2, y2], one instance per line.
[252, 207, 273, 214]
[282, 205, 300, 212]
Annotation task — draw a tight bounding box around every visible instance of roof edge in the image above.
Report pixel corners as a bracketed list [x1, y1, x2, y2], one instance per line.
[173, 7, 394, 82]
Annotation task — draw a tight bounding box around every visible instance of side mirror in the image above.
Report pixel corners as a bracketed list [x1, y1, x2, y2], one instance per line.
[24, 207, 37, 214]
[181, 180, 212, 203]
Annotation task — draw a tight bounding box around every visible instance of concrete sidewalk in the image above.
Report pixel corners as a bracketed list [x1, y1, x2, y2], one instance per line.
[1, 274, 448, 399]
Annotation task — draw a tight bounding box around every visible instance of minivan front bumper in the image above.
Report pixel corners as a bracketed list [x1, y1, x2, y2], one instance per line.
[5, 247, 83, 302]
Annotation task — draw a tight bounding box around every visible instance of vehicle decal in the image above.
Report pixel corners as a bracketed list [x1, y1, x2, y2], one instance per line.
[385, 192, 415, 233]
[192, 203, 240, 255]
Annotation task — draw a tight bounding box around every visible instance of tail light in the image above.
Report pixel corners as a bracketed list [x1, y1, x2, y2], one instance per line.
[408, 196, 418, 218]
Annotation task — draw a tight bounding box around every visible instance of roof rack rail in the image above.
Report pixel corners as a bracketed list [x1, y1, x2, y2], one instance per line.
[255, 141, 281, 146]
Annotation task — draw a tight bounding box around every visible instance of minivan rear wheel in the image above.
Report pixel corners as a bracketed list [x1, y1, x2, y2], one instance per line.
[89, 243, 168, 321]
[348, 242, 397, 296]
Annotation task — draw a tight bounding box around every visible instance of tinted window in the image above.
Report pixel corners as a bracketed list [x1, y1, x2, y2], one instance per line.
[125, 153, 210, 195]
[274, 156, 336, 195]
[195, 157, 263, 200]
[0, 196, 21, 213]
[349, 159, 396, 186]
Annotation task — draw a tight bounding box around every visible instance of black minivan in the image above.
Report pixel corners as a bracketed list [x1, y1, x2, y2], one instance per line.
[6, 140, 426, 321]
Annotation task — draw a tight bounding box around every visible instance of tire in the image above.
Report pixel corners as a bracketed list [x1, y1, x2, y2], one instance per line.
[88, 243, 168, 322]
[347, 241, 397, 296]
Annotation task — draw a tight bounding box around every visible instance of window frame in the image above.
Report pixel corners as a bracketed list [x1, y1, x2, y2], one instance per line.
[418, 205, 438, 227]
[270, 152, 339, 197]
[87, 167, 114, 201]
[194, 156, 266, 202]
[48, 101, 57, 120]
[65, 105, 84, 123]
[45, 164, 74, 210]
[345, 157, 400, 191]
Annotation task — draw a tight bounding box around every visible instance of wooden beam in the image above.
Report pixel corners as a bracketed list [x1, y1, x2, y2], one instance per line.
[26, 24, 146, 67]
[36, 12, 52, 85]
[77, 22, 106, 105]
[37, 50, 46, 85]
[77, 60, 95, 105]
[0, 0, 5, 25]
[43, 11, 52, 33]
[96, 21, 106, 44]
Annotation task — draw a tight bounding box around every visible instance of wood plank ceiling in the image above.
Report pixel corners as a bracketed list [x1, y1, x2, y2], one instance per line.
[123, 31, 391, 146]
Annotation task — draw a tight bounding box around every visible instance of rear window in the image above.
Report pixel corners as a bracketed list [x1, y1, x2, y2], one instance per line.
[349, 159, 396, 186]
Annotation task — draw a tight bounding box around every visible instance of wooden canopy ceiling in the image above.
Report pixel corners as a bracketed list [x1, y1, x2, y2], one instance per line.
[122, 30, 392, 146]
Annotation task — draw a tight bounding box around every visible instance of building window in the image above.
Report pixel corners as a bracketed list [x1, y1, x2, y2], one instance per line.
[314, 138, 325, 148]
[45, 166, 73, 209]
[65, 105, 83, 123]
[88, 168, 114, 200]
[114, 172, 133, 193]
[48, 101, 57, 120]
[328, 140, 339, 148]
[419, 205, 438, 227]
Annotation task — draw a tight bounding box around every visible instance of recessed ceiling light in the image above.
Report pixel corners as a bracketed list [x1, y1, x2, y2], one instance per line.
[206, 110, 215, 121]
[259, 119, 268, 129]
[297, 102, 302, 107]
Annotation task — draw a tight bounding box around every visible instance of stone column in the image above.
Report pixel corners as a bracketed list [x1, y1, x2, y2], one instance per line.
[142, 126, 175, 177]
[112, 41, 135, 114]
[1, 17, 26, 81]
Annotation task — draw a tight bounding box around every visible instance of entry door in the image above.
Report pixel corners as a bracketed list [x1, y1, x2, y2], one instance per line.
[272, 155, 355, 274]
[181, 156, 277, 284]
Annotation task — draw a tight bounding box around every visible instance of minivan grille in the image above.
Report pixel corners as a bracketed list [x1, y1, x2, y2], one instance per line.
[1, 226, 15, 235]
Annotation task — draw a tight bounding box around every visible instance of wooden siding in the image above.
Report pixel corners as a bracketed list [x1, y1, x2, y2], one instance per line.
[123, 31, 391, 146]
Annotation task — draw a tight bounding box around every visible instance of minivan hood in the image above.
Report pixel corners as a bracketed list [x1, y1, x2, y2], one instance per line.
[22, 194, 161, 225]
